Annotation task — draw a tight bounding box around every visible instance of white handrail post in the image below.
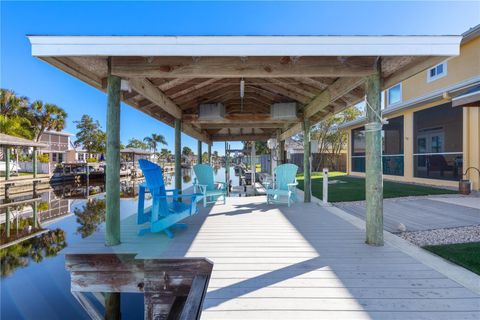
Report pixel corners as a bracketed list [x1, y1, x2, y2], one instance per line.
[323, 168, 329, 205]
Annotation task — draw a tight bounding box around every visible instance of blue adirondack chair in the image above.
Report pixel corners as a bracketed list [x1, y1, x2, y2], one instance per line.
[137, 159, 201, 238]
[193, 164, 227, 207]
[266, 164, 299, 207]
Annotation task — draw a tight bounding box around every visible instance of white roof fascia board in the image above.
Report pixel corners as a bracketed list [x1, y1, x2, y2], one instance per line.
[28, 35, 461, 57]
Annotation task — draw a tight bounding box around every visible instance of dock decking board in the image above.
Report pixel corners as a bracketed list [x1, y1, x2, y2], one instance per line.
[67, 196, 480, 319]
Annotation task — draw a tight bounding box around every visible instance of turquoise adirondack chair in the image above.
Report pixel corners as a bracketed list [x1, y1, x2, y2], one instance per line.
[193, 164, 227, 207]
[266, 164, 299, 207]
[137, 159, 201, 238]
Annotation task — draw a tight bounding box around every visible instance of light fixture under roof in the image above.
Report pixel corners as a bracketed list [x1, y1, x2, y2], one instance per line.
[240, 78, 245, 112]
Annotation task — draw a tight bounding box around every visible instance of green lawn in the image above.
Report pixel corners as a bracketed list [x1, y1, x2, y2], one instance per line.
[296, 172, 457, 202]
[424, 242, 480, 275]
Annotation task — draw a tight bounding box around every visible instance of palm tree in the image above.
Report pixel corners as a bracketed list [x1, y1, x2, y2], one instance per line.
[143, 133, 167, 159]
[28, 100, 68, 141]
[0, 89, 32, 139]
[0, 89, 29, 117]
[159, 148, 172, 166]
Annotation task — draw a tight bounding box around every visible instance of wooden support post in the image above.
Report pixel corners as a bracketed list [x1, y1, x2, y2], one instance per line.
[303, 119, 311, 203]
[105, 72, 121, 246]
[33, 201, 38, 229]
[5, 207, 10, 238]
[175, 118, 182, 192]
[104, 292, 121, 320]
[197, 140, 202, 164]
[365, 58, 384, 246]
[279, 140, 285, 165]
[4, 147, 10, 180]
[276, 129, 282, 167]
[32, 147, 37, 178]
[224, 142, 228, 183]
[251, 141, 256, 194]
[207, 144, 212, 165]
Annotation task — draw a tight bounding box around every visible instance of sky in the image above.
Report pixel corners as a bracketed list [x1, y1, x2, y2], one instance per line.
[2, 1, 479, 155]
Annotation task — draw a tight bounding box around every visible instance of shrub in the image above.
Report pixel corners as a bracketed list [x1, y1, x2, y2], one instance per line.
[18, 154, 32, 162]
[37, 154, 49, 163]
[86, 157, 97, 163]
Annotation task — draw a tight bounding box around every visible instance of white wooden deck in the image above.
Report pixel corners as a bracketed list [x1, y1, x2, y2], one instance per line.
[68, 196, 480, 319]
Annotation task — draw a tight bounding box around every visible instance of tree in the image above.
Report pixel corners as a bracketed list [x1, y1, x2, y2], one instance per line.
[0, 89, 32, 139]
[27, 100, 68, 141]
[126, 138, 149, 150]
[182, 146, 193, 157]
[143, 133, 167, 155]
[159, 148, 172, 165]
[242, 141, 270, 155]
[310, 106, 362, 171]
[0, 115, 33, 139]
[202, 151, 209, 163]
[74, 115, 106, 155]
[0, 89, 29, 117]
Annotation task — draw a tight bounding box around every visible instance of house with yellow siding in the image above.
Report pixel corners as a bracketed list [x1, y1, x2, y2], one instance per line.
[340, 24, 480, 191]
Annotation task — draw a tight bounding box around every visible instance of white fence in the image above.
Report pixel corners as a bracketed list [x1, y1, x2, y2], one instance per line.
[18, 161, 51, 174]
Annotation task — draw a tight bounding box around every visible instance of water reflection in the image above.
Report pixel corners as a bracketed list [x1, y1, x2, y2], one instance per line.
[74, 199, 106, 238]
[0, 167, 234, 278]
[1, 228, 66, 277]
[1, 166, 235, 319]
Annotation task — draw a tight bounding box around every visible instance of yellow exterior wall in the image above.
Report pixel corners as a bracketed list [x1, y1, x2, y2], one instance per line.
[346, 36, 480, 191]
[389, 37, 480, 105]
[463, 106, 480, 191]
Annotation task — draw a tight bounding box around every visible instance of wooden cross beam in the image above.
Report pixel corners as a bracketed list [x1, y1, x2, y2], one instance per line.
[129, 78, 182, 119]
[183, 113, 299, 124]
[211, 133, 272, 141]
[198, 123, 286, 129]
[111, 56, 377, 78]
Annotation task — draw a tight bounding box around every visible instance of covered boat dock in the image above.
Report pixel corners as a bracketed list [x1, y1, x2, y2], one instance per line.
[27, 34, 480, 319]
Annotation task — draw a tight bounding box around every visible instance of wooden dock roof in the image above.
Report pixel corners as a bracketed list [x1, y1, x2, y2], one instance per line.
[28, 35, 461, 143]
[0, 133, 48, 148]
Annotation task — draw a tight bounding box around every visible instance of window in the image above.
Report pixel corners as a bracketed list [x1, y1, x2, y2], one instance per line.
[382, 116, 404, 176]
[413, 102, 462, 181]
[387, 83, 402, 106]
[351, 127, 366, 172]
[427, 61, 447, 82]
[351, 116, 404, 176]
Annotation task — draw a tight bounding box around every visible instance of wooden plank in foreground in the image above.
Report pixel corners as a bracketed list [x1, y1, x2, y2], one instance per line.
[66, 254, 213, 320]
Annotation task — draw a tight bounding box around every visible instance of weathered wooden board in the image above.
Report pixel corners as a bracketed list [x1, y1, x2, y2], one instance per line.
[66, 254, 213, 320]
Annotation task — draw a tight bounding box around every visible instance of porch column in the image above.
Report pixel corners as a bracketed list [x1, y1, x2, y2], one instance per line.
[174, 118, 182, 191]
[105, 72, 121, 246]
[208, 143, 212, 165]
[105, 292, 121, 320]
[4, 147, 10, 180]
[276, 129, 282, 166]
[225, 142, 230, 195]
[33, 201, 38, 229]
[32, 147, 37, 178]
[303, 119, 311, 203]
[251, 141, 256, 192]
[365, 58, 384, 246]
[279, 139, 285, 165]
[197, 140, 202, 164]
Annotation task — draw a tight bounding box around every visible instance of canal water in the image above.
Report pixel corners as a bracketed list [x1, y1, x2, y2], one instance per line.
[1, 166, 237, 319]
